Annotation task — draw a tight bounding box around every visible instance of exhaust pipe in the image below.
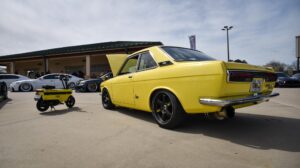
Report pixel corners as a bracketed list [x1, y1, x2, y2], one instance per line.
[213, 106, 235, 120]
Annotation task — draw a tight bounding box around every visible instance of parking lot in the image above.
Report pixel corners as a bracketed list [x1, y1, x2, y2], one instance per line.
[0, 88, 300, 168]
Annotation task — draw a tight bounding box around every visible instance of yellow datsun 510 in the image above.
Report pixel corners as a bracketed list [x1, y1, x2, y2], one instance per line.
[100, 46, 279, 129]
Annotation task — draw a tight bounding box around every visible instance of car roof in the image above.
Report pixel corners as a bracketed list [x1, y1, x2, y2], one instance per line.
[0, 74, 25, 77]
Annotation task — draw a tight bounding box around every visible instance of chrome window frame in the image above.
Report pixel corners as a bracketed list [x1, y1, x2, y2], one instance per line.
[136, 51, 158, 72]
[117, 50, 158, 76]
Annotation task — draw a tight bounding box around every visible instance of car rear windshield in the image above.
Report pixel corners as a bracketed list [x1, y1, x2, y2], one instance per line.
[161, 47, 215, 62]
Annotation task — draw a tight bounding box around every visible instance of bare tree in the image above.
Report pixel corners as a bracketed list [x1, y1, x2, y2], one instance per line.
[264, 61, 287, 72]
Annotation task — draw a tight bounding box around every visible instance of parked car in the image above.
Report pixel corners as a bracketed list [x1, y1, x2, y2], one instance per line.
[291, 73, 300, 81]
[0, 82, 8, 101]
[10, 73, 83, 92]
[275, 72, 300, 87]
[75, 72, 112, 92]
[0, 74, 29, 87]
[100, 46, 279, 129]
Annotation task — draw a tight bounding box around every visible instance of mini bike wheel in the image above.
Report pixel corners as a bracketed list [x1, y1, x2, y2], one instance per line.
[36, 99, 49, 112]
[66, 95, 75, 108]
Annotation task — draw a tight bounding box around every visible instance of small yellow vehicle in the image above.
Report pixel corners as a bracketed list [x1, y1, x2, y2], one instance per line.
[34, 75, 75, 112]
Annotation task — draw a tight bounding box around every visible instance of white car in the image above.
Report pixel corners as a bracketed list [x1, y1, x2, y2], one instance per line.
[0, 74, 30, 87]
[10, 73, 83, 92]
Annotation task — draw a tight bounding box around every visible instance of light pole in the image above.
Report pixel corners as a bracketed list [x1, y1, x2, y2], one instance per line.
[222, 26, 233, 62]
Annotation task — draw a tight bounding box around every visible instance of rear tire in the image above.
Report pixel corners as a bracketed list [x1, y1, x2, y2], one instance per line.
[151, 90, 186, 129]
[36, 99, 49, 112]
[66, 95, 75, 108]
[19, 83, 32, 92]
[102, 89, 115, 109]
[68, 82, 75, 89]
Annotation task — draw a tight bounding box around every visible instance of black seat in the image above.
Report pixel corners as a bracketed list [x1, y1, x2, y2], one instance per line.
[42, 85, 55, 89]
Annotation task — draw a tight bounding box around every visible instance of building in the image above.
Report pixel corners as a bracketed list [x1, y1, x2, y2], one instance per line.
[0, 41, 162, 78]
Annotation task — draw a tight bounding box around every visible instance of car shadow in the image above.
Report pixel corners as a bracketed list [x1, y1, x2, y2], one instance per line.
[114, 107, 300, 152]
[40, 107, 87, 116]
[115, 108, 155, 124]
[0, 98, 12, 110]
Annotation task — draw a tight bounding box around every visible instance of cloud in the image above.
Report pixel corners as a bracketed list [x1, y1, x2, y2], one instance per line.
[0, 0, 299, 65]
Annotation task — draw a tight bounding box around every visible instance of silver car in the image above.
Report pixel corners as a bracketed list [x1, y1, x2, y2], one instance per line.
[0, 74, 29, 87]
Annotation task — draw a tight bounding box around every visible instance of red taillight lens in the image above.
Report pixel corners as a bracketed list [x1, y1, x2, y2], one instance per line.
[228, 71, 253, 82]
[228, 71, 277, 82]
[265, 73, 277, 82]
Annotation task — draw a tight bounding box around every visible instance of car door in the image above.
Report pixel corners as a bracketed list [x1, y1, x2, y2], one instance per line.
[111, 55, 139, 107]
[0, 75, 15, 86]
[7, 75, 20, 86]
[133, 51, 158, 111]
[54, 75, 65, 89]
[40, 74, 57, 87]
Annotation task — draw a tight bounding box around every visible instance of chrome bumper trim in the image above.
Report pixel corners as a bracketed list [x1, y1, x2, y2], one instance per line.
[200, 93, 279, 107]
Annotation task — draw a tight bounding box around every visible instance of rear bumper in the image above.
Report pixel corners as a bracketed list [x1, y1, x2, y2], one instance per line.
[200, 92, 279, 107]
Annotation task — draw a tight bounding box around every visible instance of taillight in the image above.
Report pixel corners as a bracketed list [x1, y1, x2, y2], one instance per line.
[265, 73, 277, 82]
[228, 71, 277, 82]
[228, 71, 253, 82]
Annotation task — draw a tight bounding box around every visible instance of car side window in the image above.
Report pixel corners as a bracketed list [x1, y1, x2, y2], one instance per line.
[119, 56, 139, 75]
[1, 75, 19, 79]
[7, 75, 19, 79]
[138, 52, 157, 71]
[43, 75, 56, 79]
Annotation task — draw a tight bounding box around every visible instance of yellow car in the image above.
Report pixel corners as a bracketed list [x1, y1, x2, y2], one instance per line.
[101, 46, 279, 129]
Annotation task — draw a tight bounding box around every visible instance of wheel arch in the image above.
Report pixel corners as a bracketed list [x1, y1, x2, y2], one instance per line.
[101, 86, 112, 99]
[148, 87, 185, 112]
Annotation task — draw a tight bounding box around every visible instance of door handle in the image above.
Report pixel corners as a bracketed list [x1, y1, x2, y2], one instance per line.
[128, 75, 133, 78]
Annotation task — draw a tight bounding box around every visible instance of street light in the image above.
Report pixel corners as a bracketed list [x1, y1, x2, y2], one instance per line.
[222, 26, 233, 62]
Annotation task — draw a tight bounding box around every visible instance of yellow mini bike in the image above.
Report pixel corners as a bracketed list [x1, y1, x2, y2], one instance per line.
[34, 75, 75, 112]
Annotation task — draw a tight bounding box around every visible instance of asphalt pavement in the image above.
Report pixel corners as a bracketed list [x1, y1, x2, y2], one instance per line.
[0, 88, 299, 168]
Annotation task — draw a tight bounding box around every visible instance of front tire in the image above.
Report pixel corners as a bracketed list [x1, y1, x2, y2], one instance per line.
[36, 99, 49, 112]
[3, 83, 8, 99]
[19, 83, 32, 92]
[65, 95, 75, 108]
[151, 90, 186, 129]
[87, 83, 98, 92]
[102, 89, 114, 109]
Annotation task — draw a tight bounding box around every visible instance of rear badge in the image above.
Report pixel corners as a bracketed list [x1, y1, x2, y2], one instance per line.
[250, 78, 263, 93]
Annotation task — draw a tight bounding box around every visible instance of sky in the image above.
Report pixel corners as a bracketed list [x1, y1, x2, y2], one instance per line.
[0, 0, 299, 65]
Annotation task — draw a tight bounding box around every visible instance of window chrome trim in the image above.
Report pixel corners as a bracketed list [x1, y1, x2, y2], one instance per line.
[117, 54, 139, 76]
[136, 51, 158, 72]
[116, 50, 158, 76]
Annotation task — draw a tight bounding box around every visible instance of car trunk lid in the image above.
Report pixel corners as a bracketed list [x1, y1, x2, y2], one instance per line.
[220, 62, 277, 97]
